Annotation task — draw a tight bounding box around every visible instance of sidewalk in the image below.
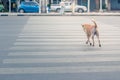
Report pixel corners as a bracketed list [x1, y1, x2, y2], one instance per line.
[0, 12, 120, 16]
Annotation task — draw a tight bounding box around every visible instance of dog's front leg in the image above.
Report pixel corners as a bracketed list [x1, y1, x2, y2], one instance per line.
[86, 39, 89, 44]
[86, 36, 92, 46]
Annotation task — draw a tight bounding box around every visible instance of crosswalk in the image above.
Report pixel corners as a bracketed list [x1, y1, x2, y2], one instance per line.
[1, 18, 120, 76]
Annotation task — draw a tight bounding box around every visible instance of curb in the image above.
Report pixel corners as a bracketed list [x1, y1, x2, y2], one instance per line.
[0, 13, 120, 16]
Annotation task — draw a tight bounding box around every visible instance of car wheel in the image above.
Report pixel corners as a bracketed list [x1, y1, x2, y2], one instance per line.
[56, 8, 60, 13]
[78, 8, 83, 13]
[19, 9, 25, 13]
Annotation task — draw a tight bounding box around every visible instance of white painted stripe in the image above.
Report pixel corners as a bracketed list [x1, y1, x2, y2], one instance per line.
[20, 31, 120, 33]
[21, 27, 81, 29]
[21, 29, 119, 32]
[19, 34, 83, 36]
[13, 42, 82, 46]
[0, 66, 120, 74]
[18, 35, 86, 37]
[16, 39, 81, 42]
[11, 44, 119, 48]
[19, 34, 120, 36]
[9, 45, 120, 51]
[15, 39, 120, 42]
[17, 36, 120, 39]
[21, 24, 117, 27]
[9, 46, 81, 50]
[8, 51, 120, 56]
[13, 42, 120, 46]
[3, 57, 120, 64]
[18, 35, 120, 37]
[19, 32, 120, 35]
[25, 22, 82, 24]
[21, 31, 83, 33]
[18, 35, 84, 37]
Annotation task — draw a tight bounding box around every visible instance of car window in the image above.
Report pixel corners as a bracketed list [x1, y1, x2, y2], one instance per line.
[23, 2, 29, 5]
[28, 2, 32, 5]
[33, 2, 38, 5]
[31, 2, 38, 6]
[26, 2, 38, 6]
[22, 2, 39, 6]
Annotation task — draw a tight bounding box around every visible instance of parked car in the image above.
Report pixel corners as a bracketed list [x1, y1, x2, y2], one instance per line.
[0, 3, 4, 12]
[18, 1, 40, 13]
[51, 2, 87, 13]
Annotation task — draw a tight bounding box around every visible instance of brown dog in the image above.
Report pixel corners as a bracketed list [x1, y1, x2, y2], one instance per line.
[81, 19, 101, 47]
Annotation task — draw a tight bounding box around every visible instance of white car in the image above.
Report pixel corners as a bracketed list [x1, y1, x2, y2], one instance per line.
[51, 2, 87, 13]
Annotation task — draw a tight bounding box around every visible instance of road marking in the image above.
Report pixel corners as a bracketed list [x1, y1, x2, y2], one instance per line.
[3, 57, 120, 64]
[0, 66, 120, 74]
[8, 51, 120, 56]
[13, 42, 120, 46]
[2, 18, 120, 75]
[9, 45, 120, 51]
[15, 38, 120, 42]
[13, 42, 82, 46]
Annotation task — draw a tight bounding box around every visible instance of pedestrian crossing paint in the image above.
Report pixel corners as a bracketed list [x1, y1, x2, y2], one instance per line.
[3, 57, 120, 64]
[7, 51, 120, 56]
[2, 18, 120, 75]
[0, 66, 120, 74]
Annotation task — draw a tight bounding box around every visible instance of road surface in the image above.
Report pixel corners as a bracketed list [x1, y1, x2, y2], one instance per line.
[0, 16, 120, 80]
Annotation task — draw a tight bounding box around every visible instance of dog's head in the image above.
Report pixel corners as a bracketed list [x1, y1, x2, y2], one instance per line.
[81, 24, 84, 28]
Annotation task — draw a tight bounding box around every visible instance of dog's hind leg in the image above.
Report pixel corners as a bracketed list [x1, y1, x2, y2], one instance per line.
[86, 35, 89, 44]
[92, 35, 95, 46]
[96, 32, 101, 47]
[86, 40, 89, 44]
[97, 36, 101, 47]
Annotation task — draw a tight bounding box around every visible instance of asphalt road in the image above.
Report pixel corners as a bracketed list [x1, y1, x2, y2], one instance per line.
[0, 16, 120, 80]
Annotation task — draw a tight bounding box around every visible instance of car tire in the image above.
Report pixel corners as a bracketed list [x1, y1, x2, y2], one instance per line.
[19, 9, 25, 13]
[56, 8, 60, 13]
[77, 8, 83, 13]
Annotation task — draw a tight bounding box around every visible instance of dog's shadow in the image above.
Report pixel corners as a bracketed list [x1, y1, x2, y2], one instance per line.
[80, 44, 102, 52]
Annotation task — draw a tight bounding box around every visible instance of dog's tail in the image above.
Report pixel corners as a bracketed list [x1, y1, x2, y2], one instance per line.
[91, 19, 97, 28]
